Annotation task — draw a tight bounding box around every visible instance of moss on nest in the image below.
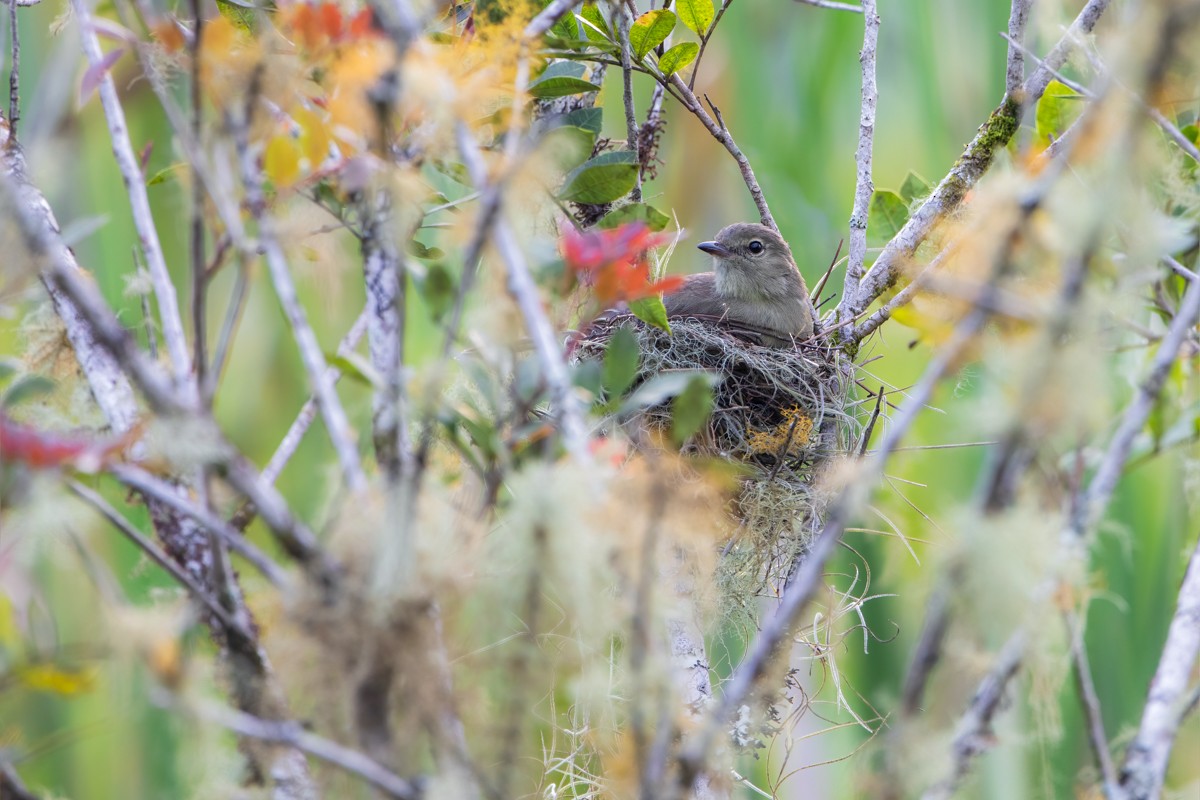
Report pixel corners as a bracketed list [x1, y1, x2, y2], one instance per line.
[574, 316, 859, 617]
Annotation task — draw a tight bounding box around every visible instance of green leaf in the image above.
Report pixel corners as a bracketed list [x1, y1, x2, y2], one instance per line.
[147, 163, 183, 187]
[657, 42, 699, 77]
[622, 370, 717, 412]
[676, 0, 714, 36]
[630, 295, 671, 333]
[433, 160, 471, 185]
[867, 189, 908, 246]
[598, 203, 671, 232]
[2, 375, 55, 408]
[671, 374, 715, 444]
[215, 0, 257, 32]
[548, 8, 578, 40]
[529, 73, 599, 98]
[416, 262, 457, 321]
[602, 325, 641, 397]
[560, 150, 639, 204]
[541, 125, 595, 169]
[563, 107, 603, 134]
[0, 359, 19, 381]
[629, 10, 676, 61]
[1035, 80, 1084, 147]
[326, 353, 379, 387]
[579, 2, 612, 43]
[899, 171, 931, 204]
[407, 240, 445, 260]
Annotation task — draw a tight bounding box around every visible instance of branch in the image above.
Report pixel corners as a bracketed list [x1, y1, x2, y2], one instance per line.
[838, 0, 879, 327]
[1004, 0, 1034, 96]
[454, 122, 592, 462]
[70, 0, 192, 388]
[1066, 610, 1120, 796]
[236, 128, 367, 493]
[1117, 536, 1200, 799]
[838, 0, 1113, 338]
[666, 74, 776, 231]
[792, 0, 862, 12]
[68, 479, 251, 637]
[1067, 268, 1200, 541]
[616, 1, 640, 200]
[200, 703, 423, 799]
[522, 0, 583, 40]
[921, 631, 1027, 800]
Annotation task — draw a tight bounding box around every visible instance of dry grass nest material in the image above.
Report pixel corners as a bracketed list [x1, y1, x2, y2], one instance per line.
[575, 315, 858, 617]
[575, 315, 856, 473]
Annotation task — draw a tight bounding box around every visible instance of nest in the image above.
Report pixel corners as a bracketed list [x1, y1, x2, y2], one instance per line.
[574, 316, 859, 619]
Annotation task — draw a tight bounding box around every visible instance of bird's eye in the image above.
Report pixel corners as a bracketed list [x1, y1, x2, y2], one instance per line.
[748, 240, 765, 255]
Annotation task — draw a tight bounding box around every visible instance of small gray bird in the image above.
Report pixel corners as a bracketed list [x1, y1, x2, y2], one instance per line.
[663, 223, 814, 346]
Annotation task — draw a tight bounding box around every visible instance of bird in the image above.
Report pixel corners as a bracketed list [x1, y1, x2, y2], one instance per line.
[663, 222, 814, 347]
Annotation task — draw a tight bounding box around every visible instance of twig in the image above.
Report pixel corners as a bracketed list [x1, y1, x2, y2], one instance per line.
[0, 763, 38, 800]
[921, 631, 1027, 800]
[70, 0, 192, 389]
[235, 124, 367, 493]
[454, 122, 592, 462]
[7, 0, 18, 134]
[1066, 268, 1200, 541]
[264, 310, 369, 488]
[688, 0, 734, 92]
[838, 0, 879, 328]
[666, 74, 776, 230]
[199, 703, 422, 799]
[839, 0, 1114, 336]
[108, 464, 289, 587]
[791, 0, 862, 12]
[616, 1, 640, 200]
[1117, 536, 1200, 799]
[189, 0, 208, 403]
[1065, 610, 1120, 796]
[1004, 0, 1034, 97]
[68, 480, 250, 636]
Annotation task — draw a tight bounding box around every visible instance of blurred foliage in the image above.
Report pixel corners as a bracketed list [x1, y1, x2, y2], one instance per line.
[0, 0, 1198, 798]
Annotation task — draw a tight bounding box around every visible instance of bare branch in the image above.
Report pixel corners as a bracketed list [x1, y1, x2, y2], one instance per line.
[70, 0, 192, 388]
[792, 0, 862, 12]
[1067, 270, 1200, 541]
[1066, 610, 1120, 796]
[8, 0, 19, 135]
[921, 631, 1027, 800]
[454, 121, 592, 462]
[68, 479, 251, 637]
[1118, 536, 1200, 799]
[200, 703, 423, 799]
[616, 1, 640, 200]
[1004, 0, 1034, 96]
[236, 129, 367, 493]
[839, 0, 879, 327]
[839, 0, 1113, 335]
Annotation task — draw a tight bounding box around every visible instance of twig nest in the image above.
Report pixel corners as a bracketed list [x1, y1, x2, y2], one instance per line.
[575, 315, 854, 472]
[574, 315, 857, 617]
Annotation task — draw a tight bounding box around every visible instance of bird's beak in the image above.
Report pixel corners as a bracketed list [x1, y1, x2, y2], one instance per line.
[698, 241, 734, 258]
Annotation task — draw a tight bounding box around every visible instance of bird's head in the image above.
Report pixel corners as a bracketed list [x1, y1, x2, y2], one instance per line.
[697, 223, 803, 301]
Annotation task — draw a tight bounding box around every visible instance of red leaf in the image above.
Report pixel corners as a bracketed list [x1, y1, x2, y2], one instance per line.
[560, 222, 675, 306]
[79, 48, 126, 106]
[347, 8, 376, 38]
[0, 415, 129, 472]
[317, 2, 342, 40]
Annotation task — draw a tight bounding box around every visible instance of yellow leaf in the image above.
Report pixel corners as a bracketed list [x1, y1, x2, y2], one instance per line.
[264, 133, 303, 187]
[294, 106, 332, 169]
[18, 663, 97, 696]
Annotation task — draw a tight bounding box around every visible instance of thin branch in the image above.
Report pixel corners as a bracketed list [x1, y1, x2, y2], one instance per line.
[454, 121, 592, 462]
[839, 0, 879, 327]
[666, 73, 776, 230]
[839, 0, 1113, 335]
[1004, 0, 1034, 97]
[920, 631, 1027, 800]
[199, 703, 423, 799]
[108, 464, 289, 587]
[8, 0, 18, 134]
[189, 0, 208, 403]
[1117, 536, 1200, 800]
[688, 0, 735, 92]
[70, 0, 192, 388]
[1066, 610, 1120, 796]
[791, 0, 862, 12]
[236, 125, 367, 493]
[616, 1, 640, 200]
[1067, 268, 1200, 541]
[68, 480, 250, 636]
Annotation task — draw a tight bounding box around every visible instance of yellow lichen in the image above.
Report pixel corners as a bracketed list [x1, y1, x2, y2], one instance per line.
[746, 406, 813, 457]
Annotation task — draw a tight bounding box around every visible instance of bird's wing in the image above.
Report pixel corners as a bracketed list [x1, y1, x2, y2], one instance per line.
[662, 273, 728, 320]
